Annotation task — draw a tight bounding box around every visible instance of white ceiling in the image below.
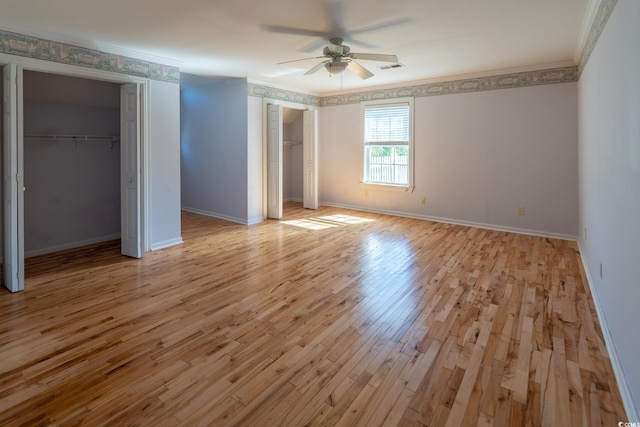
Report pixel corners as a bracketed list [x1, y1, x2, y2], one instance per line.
[0, 0, 592, 95]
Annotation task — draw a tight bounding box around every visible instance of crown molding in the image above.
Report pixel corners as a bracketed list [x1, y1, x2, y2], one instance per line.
[319, 66, 578, 107]
[247, 78, 319, 97]
[577, 0, 619, 74]
[319, 61, 575, 98]
[0, 23, 182, 67]
[247, 82, 320, 107]
[0, 28, 180, 83]
[575, 0, 601, 63]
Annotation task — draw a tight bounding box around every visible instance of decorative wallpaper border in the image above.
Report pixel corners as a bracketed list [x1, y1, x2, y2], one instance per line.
[248, 83, 320, 107]
[248, 66, 578, 107]
[0, 29, 180, 83]
[319, 66, 578, 106]
[578, 0, 618, 74]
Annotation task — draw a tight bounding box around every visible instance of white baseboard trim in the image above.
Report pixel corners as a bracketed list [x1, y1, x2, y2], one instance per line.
[182, 207, 249, 225]
[247, 216, 265, 225]
[284, 197, 303, 203]
[577, 241, 639, 422]
[150, 237, 184, 251]
[25, 233, 121, 258]
[320, 202, 578, 241]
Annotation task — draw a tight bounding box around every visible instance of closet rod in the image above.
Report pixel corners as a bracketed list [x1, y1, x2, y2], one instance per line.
[24, 134, 120, 141]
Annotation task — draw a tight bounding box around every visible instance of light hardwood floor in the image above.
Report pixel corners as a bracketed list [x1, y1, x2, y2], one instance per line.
[0, 203, 627, 426]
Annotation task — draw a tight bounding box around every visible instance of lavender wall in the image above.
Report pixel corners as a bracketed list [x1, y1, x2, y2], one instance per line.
[319, 83, 579, 238]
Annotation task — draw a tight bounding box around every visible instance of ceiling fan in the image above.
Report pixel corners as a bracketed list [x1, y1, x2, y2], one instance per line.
[277, 37, 398, 80]
[263, 0, 407, 79]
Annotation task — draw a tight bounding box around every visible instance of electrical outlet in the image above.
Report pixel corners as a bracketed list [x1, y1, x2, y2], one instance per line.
[517, 206, 525, 216]
[420, 196, 426, 204]
[343, 188, 349, 196]
[364, 190, 369, 197]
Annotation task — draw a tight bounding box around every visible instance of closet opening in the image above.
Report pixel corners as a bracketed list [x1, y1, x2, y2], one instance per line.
[265, 101, 317, 220]
[282, 107, 304, 216]
[23, 70, 122, 273]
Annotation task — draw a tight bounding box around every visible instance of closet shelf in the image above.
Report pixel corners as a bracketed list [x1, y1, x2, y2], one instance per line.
[24, 134, 120, 142]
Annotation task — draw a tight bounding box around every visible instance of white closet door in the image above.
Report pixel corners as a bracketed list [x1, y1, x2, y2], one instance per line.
[120, 83, 142, 258]
[267, 104, 283, 219]
[303, 109, 318, 210]
[2, 64, 24, 292]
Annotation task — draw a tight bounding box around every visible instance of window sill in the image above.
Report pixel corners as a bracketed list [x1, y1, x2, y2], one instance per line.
[360, 182, 415, 193]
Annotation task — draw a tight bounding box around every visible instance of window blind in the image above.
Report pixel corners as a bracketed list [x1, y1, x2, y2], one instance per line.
[364, 105, 409, 145]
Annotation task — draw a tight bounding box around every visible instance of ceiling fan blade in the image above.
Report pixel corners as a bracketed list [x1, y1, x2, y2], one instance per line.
[326, 0, 346, 34]
[341, 36, 377, 49]
[305, 60, 331, 75]
[349, 17, 412, 35]
[300, 38, 331, 54]
[349, 53, 398, 63]
[277, 56, 325, 65]
[262, 25, 328, 38]
[347, 60, 373, 80]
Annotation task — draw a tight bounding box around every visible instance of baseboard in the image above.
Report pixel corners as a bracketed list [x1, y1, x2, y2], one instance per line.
[150, 237, 183, 251]
[577, 241, 640, 421]
[182, 207, 249, 225]
[247, 216, 264, 225]
[25, 233, 121, 258]
[320, 202, 578, 241]
[284, 197, 303, 203]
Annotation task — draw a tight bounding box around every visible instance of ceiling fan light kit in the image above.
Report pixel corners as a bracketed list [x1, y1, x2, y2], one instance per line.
[325, 60, 348, 74]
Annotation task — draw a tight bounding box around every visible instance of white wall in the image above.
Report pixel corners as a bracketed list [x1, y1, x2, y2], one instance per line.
[578, 0, 640, 417]
[180, 74, 249, 223]
[320, 83, 579, 237]
[23, 71, 121, 256]
[247, 95, 263, 224]
[148, 79, 183, 249]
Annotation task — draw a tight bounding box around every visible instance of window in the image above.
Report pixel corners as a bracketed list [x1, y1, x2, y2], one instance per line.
[362, 98, 413, 189]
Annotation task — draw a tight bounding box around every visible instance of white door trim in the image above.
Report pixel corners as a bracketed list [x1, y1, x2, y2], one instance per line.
[262, 98, 319, 219]
[2, 64, 24, 292]
[0, 55, 150, 290]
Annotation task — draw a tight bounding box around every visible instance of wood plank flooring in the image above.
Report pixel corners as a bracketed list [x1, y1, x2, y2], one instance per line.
[0, 203, 627, 426]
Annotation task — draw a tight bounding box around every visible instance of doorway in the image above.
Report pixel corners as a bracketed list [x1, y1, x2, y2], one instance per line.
[266, 101, 318, 220]
[1, 64, 145, 292]
[23, 71, 122, 259]
[283, 107, 304, 204]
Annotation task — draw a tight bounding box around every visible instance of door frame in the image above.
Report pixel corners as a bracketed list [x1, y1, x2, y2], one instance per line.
[0, 54, 150, 290]
[2, 64, 24, 292]
[262, 98, 318, 219]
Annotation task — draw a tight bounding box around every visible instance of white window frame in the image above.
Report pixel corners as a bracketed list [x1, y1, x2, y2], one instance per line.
[360, 97, 414, 192]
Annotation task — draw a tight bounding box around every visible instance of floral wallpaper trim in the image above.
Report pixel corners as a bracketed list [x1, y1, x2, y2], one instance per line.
[0, 29, 180, 83]
[578, 0, 618, 74]
[319, 66, 578, 106]
[248, 66, 578, 107]
[247, 83, 320, 107]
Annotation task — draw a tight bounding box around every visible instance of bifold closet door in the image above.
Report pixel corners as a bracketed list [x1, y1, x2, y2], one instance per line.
[120, 83, 142, 258]
[2, 64, 24, 292]
[267, 103, 283, 219]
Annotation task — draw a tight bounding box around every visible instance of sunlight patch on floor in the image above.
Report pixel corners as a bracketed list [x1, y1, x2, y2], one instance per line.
[281, 214, 375, 230]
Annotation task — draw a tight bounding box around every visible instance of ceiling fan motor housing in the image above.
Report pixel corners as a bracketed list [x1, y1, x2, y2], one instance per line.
[324, 40, 349, 58]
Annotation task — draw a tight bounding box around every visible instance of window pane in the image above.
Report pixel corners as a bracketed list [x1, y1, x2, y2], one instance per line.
[365, 145, 408, 185]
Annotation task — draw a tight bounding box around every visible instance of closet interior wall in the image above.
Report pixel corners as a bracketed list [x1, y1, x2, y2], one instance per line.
[23, 70, 121, 257]
[283, 107, 303, 203]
